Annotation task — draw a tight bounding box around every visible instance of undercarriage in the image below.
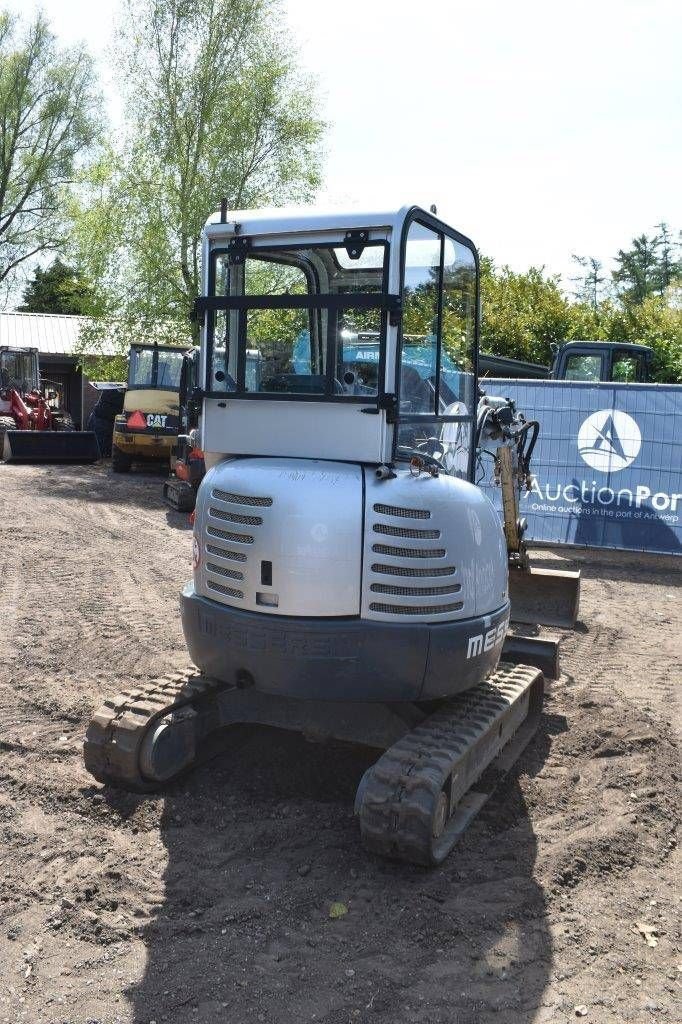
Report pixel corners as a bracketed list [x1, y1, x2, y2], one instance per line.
[85, 659, 545, 865]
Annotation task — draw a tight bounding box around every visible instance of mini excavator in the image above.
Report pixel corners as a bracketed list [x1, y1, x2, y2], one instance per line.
[85, 206, 579, 864]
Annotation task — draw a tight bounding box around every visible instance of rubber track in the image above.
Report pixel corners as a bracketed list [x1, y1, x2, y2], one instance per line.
[358, 662, 542, 866]
[83, 670, 220, 791]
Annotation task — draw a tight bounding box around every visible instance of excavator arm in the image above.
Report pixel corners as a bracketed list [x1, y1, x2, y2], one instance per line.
[480, 394, 581, 629]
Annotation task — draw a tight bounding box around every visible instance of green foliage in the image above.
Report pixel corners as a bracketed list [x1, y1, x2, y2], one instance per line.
[68, 0, 324, 366]
[0, 11, 100, 287]
[480, 237, 682, 382]
[18, 258, 95, 314]
[480, 259, 600, 367]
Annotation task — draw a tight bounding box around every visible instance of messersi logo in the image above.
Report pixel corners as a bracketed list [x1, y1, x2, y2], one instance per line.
[577, 409, 641, 472]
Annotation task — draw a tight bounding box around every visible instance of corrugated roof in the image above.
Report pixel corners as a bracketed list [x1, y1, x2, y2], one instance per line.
[0, 312, 119, 357]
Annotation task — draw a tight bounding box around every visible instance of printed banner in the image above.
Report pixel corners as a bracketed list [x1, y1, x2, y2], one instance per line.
[480, 379, 682, 555]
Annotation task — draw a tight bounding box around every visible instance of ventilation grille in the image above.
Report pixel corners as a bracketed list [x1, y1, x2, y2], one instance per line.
[207, 525, 254, 545]
[209, 507, 263, 526]
[206, 544, 247, 563]
[206, 562, 244, 581]
[207, 580, 244, 600]
[373, 524, 440, 540]
[371, 563, 456, 578]
[212, 489, 272, 507]
[373, 503, 430, 519]
[369, 601, 463, 616]
[370, 582, 461, 597]
[372, 543, 446, 559]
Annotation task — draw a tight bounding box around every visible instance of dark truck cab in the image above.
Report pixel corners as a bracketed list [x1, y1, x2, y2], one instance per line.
[549, 341, 653, 382]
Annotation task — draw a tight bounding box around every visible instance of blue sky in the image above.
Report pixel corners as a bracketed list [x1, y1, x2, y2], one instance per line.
[7, 0, 682, 286]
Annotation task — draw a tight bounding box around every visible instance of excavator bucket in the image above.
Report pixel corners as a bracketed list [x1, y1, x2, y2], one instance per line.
[508, 565, 581, 629]
[3, 430, 99, 464]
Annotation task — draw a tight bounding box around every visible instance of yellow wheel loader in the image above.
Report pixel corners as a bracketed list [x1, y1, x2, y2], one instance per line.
[111, 343, 185, 472]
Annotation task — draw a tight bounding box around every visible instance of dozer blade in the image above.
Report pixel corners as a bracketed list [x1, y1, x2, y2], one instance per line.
[3, 430, 99, 464]
[509, 565, 580, 629]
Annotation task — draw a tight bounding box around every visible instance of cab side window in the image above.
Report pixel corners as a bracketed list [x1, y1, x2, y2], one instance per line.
[400, 222, 440, 414]
[564, 354, 602, 381]
[397, 219, 477, 478]
[611, 352, 643, 382]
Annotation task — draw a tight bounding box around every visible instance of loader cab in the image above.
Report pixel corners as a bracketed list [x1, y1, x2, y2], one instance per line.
[127, 343, 185, 393]
[197, 206, 478, 477]
[0, 346, 40, 396]
[550, 341, 653, 382]
[112, 342, 187, 471]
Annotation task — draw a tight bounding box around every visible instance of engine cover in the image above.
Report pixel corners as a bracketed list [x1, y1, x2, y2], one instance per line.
[193, 458, 363, 617]
[192, 457, 508, 623]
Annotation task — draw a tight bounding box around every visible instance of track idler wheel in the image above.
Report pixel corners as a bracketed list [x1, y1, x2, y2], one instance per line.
[83, 671, 220, 791]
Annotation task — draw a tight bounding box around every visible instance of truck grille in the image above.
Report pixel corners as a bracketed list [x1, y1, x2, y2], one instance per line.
[207, 580, 244, 600]
[205, 544, 247, 562]
[207, 525, 254, 544]
[206, 562, 244, 581]
[209, 507, 263, 526]
[372, 543, 446, 559]
[370, 582, 461, 597]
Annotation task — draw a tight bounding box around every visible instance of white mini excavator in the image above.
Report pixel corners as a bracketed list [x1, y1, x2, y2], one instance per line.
[85, 206, 579, 865]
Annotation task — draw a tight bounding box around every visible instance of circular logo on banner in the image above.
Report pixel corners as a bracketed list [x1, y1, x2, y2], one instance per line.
[577, 409, 642, 472]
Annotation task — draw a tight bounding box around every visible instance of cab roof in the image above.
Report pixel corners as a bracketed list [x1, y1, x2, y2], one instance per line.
[204, 205, 420, 239]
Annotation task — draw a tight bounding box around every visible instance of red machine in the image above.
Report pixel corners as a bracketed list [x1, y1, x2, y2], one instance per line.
[0, 346, 98, 462]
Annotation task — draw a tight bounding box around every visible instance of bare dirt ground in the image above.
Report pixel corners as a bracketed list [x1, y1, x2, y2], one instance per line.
[0, 462, 679, 1024]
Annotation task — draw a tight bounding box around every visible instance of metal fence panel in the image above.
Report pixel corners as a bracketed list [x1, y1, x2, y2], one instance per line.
[479, 379, 682, 555]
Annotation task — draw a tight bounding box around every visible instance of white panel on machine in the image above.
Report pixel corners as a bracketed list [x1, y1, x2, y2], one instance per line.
[203, 398, 387, 465]
[195, 457, 363, 617]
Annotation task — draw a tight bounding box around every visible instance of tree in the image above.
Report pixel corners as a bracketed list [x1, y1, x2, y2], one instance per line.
[570, 254, 607, 309]
[18, 257, 95, 314]
[653, 223, 682, 293]
[70, 0, 324, 360]
[479, 259, 599, 367]
[0, 12, 100, 289]
[613, 232, 663, 304]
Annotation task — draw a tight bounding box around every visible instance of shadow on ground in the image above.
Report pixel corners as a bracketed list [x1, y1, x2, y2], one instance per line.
[120, 713, 562, 1024]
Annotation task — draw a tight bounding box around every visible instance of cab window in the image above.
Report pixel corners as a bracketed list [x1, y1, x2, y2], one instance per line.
[564, 354, 602, 381]
[396, 220, 477, 478]
[611, 352, 644, 382]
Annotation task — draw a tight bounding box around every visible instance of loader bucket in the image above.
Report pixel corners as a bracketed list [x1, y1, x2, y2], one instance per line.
[508, 566, 581, 629]
[3, 430, 99, 464]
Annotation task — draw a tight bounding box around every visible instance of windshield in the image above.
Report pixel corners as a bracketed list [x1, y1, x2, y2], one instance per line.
[129, 347, 184, 390]
[208, 242, 387, 398]
[0, 349, 39, 392]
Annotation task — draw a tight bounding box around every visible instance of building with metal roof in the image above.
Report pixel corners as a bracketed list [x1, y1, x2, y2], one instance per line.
[0, 312, 119, 428]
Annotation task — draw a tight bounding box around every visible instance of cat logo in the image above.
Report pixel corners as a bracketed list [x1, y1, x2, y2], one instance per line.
[146, 414, 168, 429]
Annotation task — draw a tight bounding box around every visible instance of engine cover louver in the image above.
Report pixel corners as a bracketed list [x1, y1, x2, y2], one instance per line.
[202, 488, 274, 609]
[363, 474, 474, 623]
